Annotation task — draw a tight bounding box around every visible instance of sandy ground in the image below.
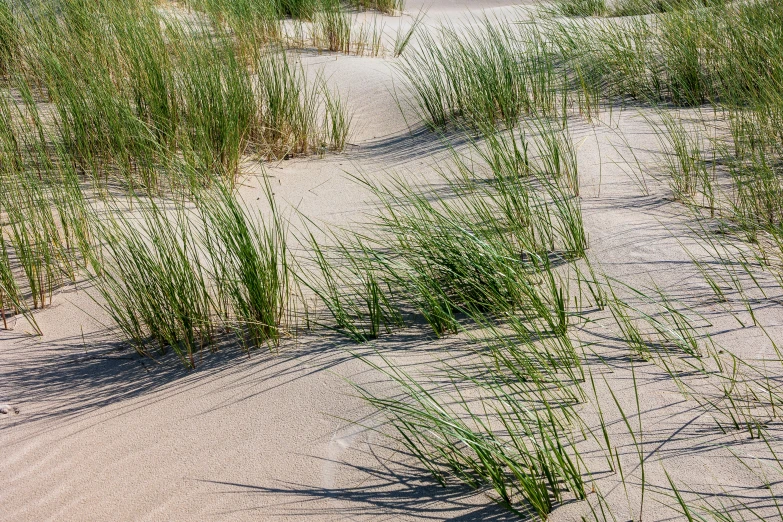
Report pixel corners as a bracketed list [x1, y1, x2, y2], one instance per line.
[2, 1, 783, 521]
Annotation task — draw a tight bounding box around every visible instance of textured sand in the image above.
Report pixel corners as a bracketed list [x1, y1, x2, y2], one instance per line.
[2, 2, 783, 521]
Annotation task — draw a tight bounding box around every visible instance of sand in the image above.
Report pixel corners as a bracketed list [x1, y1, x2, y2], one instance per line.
[2, 1, 783, 521]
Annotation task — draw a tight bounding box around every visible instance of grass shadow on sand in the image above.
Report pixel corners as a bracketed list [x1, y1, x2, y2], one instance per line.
[200, 448, 524, 521]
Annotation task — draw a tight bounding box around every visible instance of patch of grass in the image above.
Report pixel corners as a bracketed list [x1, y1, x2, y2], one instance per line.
[397, 17, 560, 129]
[393, 8, 425, 57]
[303, 232, 402, 342]
[349, 0, 404, 15]
[0, 0, 20, 77]
[0, 234, 38, 334]
[546, 0, 607, 17]
[95, 198, 216, 367]
[355, 342, 588, 518]
[95, 180, 294, 366]
[315, 0, 352, 53]
[611, 0, 726, 17]
[0, 173, 70, 310]
[8, 0, 351, 188]
[198, 180, 292, 350]
[301, 119, 586, 342]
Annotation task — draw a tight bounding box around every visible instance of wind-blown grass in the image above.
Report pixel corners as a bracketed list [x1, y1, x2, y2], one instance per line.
[356, 346, 588, 518]
[0, 234, 38, 334]
[0, 0, 20, 77]
[94, 180, 294, 366]
[546, 0, 607, 17]
[0, 0, 781, 519]
[302, 118, 585, 342]
[350, 0, 404, 14]
[400, 1, 783, 264]
[95, 198, 216, 366]
[397, 18, 560, 129]
[198, 180, 292, 350]
[402, 0, 783, 127]
[8, 0, 351, 189]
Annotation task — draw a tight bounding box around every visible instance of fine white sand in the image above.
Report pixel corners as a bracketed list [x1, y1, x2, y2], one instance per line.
[2, 2, 782, 521]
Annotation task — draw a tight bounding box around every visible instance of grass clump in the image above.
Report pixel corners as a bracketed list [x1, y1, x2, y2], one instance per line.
[175, 29, 257, 178]
[398, 18, 560, 129]
[304, 118, 585, 342]
[548, 0, 607, 17]
[0, 169, 81, 311]
[94, 181, 294, 366]
[349, 0, 404, 15]
[96, 200, 216, 367]
[314, 0, 352, 53]
[405, 0, 781, 125]
[355, 320, 589, 517]
[198, 181, 292, 350]
[8, 0, 351, 189]
[611, 0, 726, 17]
[0, 0, 20, 77]
[304, 233, 402, 342]
[0, 235, 38, 333]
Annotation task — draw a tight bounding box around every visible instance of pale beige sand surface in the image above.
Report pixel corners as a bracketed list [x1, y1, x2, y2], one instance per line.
[2, 2, 783, 521]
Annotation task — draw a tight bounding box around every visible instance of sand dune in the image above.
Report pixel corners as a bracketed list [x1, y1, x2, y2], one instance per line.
[2, 1, 783, 521]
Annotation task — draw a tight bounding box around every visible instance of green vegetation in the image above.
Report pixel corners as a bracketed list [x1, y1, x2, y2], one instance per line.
[95, 180, 292, 366]
[400, 0, 783, 248]
[356, 0, 783, 518]
[0, 0, 353, 335]
[302, 118, 584, 343]
[8, 1, 351, 186]
[398, 19, 560, 128]
[550, 0, 728, 17]
[1, 0, 782, 520]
